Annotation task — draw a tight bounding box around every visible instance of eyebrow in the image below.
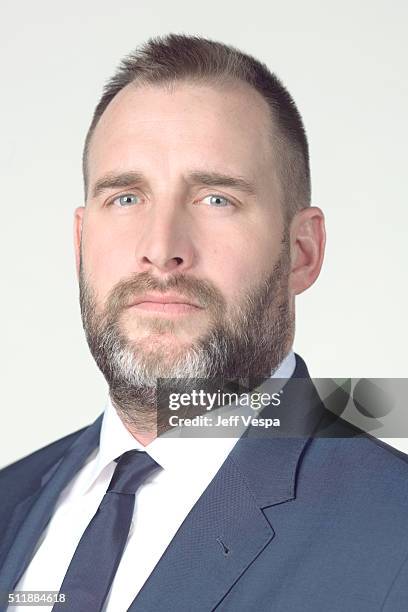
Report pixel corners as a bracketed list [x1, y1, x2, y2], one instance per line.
[91, 170, 257, 199]
[187, 171, 257, 196]
[91, 172, 145, 199]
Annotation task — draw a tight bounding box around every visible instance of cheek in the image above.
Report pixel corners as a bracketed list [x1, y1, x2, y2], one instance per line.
[202, 235, 271, 304]
[81, 226, 135, 303]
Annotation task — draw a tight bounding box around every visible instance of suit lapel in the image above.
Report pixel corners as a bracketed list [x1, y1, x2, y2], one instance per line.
[128, 438, 310, 611]
[0, 415, 103, 595]
[128, 354, 320, 611]
[127, 454, 272, 611]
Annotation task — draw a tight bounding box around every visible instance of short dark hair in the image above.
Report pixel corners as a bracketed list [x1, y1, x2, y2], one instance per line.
[83, 33, 311, 223]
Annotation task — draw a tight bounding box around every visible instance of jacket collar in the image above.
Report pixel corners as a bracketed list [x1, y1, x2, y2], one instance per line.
[229, 352, 325, 507]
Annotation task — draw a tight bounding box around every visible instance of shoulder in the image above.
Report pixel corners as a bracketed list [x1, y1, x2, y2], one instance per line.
[303, 429, 408, 509]
[0, 425, 90, 495]
[312, 401, 408, 476]
[0, 423, 97, 562]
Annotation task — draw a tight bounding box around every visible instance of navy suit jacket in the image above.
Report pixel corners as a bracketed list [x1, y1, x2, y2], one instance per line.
[1, 354, 408, 611]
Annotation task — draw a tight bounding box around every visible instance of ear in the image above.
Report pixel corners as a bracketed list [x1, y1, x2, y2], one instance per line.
[73, 206, 85, 281]
[288, 206, 326, 296]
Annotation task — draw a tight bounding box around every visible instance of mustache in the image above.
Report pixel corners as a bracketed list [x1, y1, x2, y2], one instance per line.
[85, 271, 227, 319]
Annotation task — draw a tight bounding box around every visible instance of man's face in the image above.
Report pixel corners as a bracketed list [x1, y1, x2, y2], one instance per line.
[76, 80, 294, 392]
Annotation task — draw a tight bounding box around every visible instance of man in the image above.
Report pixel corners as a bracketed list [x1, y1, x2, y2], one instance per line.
[1, 33, 408, 612]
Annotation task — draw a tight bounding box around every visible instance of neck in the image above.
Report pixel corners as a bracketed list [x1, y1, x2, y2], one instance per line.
[109, 387, 161, 446]
[123, 424, 157, 447]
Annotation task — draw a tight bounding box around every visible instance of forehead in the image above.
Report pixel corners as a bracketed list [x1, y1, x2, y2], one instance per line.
[87, 79, 278, 192]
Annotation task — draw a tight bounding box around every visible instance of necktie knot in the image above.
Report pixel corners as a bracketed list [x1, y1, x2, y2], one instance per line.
[107, 450, 161, 495]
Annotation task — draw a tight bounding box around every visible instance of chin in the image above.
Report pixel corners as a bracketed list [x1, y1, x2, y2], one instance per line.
[121, 308, 209, 339]
[132, 333, 195, 357]
[124, 322, 202, 346]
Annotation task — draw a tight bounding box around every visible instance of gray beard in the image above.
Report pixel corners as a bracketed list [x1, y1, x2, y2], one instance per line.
[79, 239, 294, 433]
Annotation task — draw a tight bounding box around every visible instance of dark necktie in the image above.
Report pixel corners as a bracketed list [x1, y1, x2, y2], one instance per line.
[52, 450, 161, 612]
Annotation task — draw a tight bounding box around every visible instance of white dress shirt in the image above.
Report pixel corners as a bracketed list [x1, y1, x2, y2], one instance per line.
[13, 351, 296, 611]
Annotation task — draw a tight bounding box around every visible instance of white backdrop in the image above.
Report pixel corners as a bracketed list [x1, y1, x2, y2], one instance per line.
[1, 0, 407, 466]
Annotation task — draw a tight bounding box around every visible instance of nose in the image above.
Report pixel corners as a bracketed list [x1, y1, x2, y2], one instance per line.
[135, 205, 196, 275]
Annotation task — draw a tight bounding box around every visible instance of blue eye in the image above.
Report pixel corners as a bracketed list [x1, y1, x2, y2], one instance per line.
[202, 195, 232, 207]
[113, 194, 140, 207]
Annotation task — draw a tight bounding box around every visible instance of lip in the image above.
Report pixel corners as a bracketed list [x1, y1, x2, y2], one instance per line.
[129, 293, 201, 307]
[127, 293, 203, 313]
